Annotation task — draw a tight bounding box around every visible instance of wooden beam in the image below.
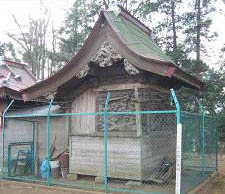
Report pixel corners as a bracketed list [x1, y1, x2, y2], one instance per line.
[94, 82, 170, 94]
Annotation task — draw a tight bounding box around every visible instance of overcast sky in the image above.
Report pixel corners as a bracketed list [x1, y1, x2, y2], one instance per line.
[0, 0, 73, 36]
[0, 0, 224, 68]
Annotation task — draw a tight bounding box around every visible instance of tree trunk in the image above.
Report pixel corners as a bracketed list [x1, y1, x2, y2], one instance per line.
[41, 61, 45, 80]
[196, 0, 201, 61]
[171, 0, 177, 53]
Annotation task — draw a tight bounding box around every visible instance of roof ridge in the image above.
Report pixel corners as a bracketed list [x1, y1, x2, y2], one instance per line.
[117, 5, 152, 35]
[4, 59, 36, 81]
[4, 59, 27, 67]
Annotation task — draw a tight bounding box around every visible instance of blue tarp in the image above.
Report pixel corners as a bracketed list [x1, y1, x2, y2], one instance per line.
[40, 159, 49, 178]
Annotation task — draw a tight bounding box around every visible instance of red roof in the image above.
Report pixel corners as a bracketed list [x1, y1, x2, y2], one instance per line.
[0, 59, 36, 99]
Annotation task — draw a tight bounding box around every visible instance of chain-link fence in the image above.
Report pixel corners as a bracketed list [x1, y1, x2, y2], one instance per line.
[0, 89, 217, 194]
[1, 115, 48, 184]
[180, 112, 217, 194]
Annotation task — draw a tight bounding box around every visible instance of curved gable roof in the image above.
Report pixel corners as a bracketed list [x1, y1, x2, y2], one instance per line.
[106, 11, 173, 63]
[22, 7, 204, 101]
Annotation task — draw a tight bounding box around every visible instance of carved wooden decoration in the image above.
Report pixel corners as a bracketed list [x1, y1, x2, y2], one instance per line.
[75, 41, 140, 79]
[124, 59, 140, 75]
[75, 64, 90, 79]
[91, 41, 123, 67]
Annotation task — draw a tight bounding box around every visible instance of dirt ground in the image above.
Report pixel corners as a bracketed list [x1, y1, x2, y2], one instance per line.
[0, 181, 103, 194]
[0, 155, 225, 194]
[211, 174, 225, 194]
[211, 155, 225, 194]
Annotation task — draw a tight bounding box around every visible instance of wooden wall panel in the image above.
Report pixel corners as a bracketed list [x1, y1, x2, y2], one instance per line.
[36, 117, 69, 160]
[71, 89, 96, 134]
[69, 135, 142, 180]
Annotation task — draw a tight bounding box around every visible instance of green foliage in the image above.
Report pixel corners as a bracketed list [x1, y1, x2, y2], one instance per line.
[202, 69, 225, 113]
[181, 0, 218, 58]
[0, 41, 20, 62]
[59, 0, 102, 60]
[58, 0, 141, 61]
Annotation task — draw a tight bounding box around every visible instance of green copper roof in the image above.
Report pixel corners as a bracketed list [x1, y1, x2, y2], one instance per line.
[106, 11, 174, 64]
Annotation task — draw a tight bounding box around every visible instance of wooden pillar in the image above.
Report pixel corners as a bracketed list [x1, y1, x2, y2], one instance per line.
[134, 87, 142, 136]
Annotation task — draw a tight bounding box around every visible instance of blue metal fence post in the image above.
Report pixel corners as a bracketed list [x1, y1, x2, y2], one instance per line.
[103, 92, 110, 193]
[47, 97, 54, 186]
[171, 89, 181, 124]
[215, 118, 218, 171]
[32, 121, 35, 175]
[202, 111, 205, 179]
[8, 144, 11, 176]
[1, 99, 14, 178]
[196, 98, 205, 179]
[170, 89, 181, 194]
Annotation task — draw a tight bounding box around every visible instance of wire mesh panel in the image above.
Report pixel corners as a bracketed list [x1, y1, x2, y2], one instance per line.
[180, 112, 217, 194]
[204, 116, 217, 174]
[2, 118, 32, 178]
[107, 112, 176, 194]
[0, 91, 218, 194]
[1, 116, 48, 184]
[180, 112, 202, 194]
[8, 141, 34, 177]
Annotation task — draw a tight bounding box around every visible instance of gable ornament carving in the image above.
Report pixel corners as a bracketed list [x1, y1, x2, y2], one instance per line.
[75, 41, 140, 79]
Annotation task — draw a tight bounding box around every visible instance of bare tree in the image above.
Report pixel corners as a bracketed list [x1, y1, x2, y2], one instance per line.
[7, 2, 51, 80]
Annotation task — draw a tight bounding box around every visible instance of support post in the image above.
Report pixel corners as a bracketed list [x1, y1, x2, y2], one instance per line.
[104, 92, 110, 193]
[1, 99, 14, 178]
[47, 98, 54, 186]
[170, 89, 181, 194]
[196, 98, 205, 179]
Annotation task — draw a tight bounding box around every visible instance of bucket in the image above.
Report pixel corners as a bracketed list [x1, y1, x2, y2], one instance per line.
[50, 160, 59, 168]
[61, 167, 69, 178]
[50, 160, 60, 179]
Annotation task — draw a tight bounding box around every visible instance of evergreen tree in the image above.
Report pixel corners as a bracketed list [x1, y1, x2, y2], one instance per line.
[182, 0, 217, 61]
[59, 0, 102, 61]
[58, 0, 140, 62]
